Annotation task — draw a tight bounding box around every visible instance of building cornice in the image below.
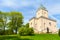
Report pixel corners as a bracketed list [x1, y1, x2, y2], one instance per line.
[29, 16, 56, 22]
[39, 16, 56, 22]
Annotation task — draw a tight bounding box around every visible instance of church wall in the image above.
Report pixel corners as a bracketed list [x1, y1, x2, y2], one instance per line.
[35, 18, 42, 31]
[41, 18, 57, 33]
[29, 18, 41, 33]
[29, 18, 35, 28]
[33, 18, 42, 33]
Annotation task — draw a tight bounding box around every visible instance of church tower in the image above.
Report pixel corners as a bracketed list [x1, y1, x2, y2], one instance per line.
[36, 5, 48, 18]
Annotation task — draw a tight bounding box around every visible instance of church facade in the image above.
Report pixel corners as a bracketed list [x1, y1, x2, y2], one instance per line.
[29, 5, 58, 34]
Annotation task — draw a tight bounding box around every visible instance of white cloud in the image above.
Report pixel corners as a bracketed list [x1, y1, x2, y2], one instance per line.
[48, 3, 60, 15]
[0, 0, 41, 9]
[0, 0, 15, 6]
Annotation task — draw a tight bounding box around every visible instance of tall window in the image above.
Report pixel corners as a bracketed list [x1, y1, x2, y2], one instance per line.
[38, 13, 40, 15]
[44, 23, 45, 25]
[35, 23, 37, 27]
[49, 22, 51, 26]
[55, 25, 56, 27]
[31, 22, 32, 25]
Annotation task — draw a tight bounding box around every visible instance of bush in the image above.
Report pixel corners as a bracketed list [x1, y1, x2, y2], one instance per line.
[5, 29, 14, 35]
[28, 28, 34, 35]
[58, 29, 60, 36]
[0, 30, 4, 35]
[0, 30, 13, 35]
[18, 27, 34, 36]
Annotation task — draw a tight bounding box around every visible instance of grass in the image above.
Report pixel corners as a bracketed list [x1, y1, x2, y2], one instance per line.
[0, 35, 20, 40]
[0, 35, 31, 40]
[0, 34, 60, 40]
[21, 34, 60, 40]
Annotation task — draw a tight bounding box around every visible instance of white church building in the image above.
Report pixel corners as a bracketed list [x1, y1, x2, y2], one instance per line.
[29, 5, 58, 34]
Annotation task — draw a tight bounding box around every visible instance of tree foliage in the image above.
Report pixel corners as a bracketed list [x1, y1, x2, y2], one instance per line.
[18, 27, 34, 36]
[25, 23, 29, 28]
[0, 11, 24, 35]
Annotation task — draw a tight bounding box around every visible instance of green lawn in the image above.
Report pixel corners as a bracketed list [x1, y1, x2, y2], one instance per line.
[21, 34, 60, 40]
[0, 34, 60, 40]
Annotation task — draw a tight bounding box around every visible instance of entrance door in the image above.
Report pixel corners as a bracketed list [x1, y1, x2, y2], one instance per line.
[47, 27, 49, 33]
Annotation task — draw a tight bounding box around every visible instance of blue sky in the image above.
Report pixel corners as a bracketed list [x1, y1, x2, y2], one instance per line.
[0, 0, 60, 28]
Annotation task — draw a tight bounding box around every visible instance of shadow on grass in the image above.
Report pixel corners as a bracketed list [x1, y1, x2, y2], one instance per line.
[20, 38, 32, 40]
[0, 35, 32, 40]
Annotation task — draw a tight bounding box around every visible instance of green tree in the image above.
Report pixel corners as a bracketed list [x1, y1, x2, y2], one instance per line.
[0, 11, 8, 34]
[8, 11, 23, 34]
[0, 11, 4, 28]
[2, 12, 9, 34]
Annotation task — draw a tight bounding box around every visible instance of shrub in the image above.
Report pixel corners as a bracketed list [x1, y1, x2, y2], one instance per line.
[28, 28, 34, 35]
[0, 30, 13, 35]
[58, 29, 60, 36]
[18, 27, 27, 36]
[18, 27, 34, 36]
[5, 29, 14, 35]
[0, 30, 4, 35]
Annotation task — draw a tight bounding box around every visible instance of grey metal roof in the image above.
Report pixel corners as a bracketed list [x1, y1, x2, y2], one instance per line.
[29, 17, 36, 21]
[37, 4, 48, 12]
